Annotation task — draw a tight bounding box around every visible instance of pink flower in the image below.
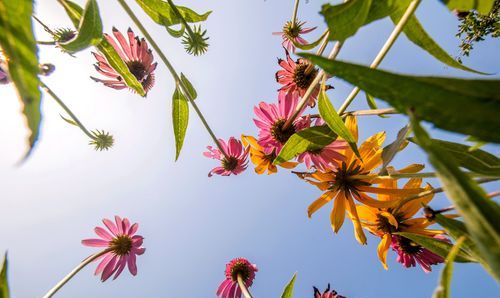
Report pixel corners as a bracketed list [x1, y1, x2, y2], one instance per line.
[273, 20, 316, 53]
[297, 140, 346, 171]
[82, 216, 145, 281]
[204, 137, 249, 177]
[390, 235, 446, 273]
[216, 258, 258, 298]
[276, 50, 330, 107]
[91, 27, 157, 94]
[313, 284, 346, 298]
[253, 92, 310, 155]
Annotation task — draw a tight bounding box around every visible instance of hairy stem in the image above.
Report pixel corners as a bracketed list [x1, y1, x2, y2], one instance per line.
[237, 274, 254, 298]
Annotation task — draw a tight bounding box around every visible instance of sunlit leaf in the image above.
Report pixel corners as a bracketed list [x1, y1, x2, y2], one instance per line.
[173, 86, 189, 160]
[274, 126, 338, 165]
[321, 0, 372, 41]
[300, 55, 500, 143]
[433, 237, 466, 298]
[365, 0, 399, 24]
[0, 253, 8, 298]
[292, 31, 328, 50]
[281, 272, 297, 298]
[440, 0, 495, 14]
[166, 24, 185, 38]
[60, 0, 103, 53]
[180, 73, 197, 100]
[135, 0, 211, 28]
[60, 114, 78, 127]
[0, 0, 41, 158]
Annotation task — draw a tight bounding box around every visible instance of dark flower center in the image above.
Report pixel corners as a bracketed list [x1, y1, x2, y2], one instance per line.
[222, 156, 238, 171]
[293, 63, 317, 89]
[126, 60, 154, 92]
[331, 161, 371, 193]
[230, 261, 251, 282]
[271, 119, 296, 144]
[110, 235, 133, 256]
[283, 21, 302, 38]
[396, 236, 422, 255]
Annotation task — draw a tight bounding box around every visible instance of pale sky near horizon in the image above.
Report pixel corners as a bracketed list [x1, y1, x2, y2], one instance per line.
[1, 0, 499, 297]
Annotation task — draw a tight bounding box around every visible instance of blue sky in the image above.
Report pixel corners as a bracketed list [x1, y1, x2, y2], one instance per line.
[0, 0, 499, 297]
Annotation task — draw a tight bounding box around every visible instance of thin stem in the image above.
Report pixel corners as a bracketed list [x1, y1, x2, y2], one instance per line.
[393, 178, 498, 214]
[116, 0, 228, 158]
[310, 108, 398, 118]
[42, 249, 112, 298]
[337, 0, 422, 114]
[237, 274, 254, 298]
[37, 41, 57, 45]
[291, 0, 300, 27]
[32, 15, 55, 35]
[40, 81, 96, 140]
[283, 41, 344, 130]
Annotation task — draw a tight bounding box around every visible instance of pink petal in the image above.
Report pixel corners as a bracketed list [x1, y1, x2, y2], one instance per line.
[94, 227, 113, 240]
[102, 218, 118, 236]
[81, 239, 109, 247]
[127, 253, 138, 276]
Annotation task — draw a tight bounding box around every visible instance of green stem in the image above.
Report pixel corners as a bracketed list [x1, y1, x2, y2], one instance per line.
[37, 41, 57, 45]
[291, 0, 300, 26]
[42, 249, 112, 298]
[116, 0, 228, 158]
[337, 0, 422, 114]
[40, 81, 96, 140]
[166, 0, 195, 37]
[310, 108, 398, 119]
[237, 274, 254, 298]
[32, 15, 55, 35]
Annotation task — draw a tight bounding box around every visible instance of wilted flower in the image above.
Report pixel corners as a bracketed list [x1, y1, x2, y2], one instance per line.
[241, 134, 297, 174]
[204, 137, 249, 177]
[391, 234, 447, 273]
[182, 25, 209, 56]
[216, 258, 258, 298]
[91, 27, 157, 94]
[313, 284, 346, 298]
[82, 216, 145, 281]
[254, 91, 310, 155]
[89, 130, 114, 151]
[273, 20, 316, 52]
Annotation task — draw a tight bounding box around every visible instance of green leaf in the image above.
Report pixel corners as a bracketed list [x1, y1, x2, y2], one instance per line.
[0, 0, 42, 158]
[365, 0, 399, 24]
[172, 86, 189, 160]
[300, 55, 500, 143]
[292, 31, 328, 51]
[180, 73, 197, 100]
[465, 136, 487, 151]
[135, 0, 211, 28]
[433, 237, 466, 298]
[274, 126, 338, 165]
[379, 125, 410, 175]
[396, 232, 476, 262]
[60, 114, 78, 127]
[321, 0, 372, 41]
[59, 0, 146, 96]
[60, 0, 103, 53]
[410, 115, 500, 277]
[391, 1, 486, 74]
[0, 253, 8, 298]
[440, 0, 495, 15]
[317, 88, 361, 158]
[166, 24, 185, 38]
[280, 272, 297, 298]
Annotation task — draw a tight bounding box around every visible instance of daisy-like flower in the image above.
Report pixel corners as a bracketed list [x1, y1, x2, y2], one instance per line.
[216, 258, 258, 298]
[391, 235, 446, 273]
[313, 284, 346, 298]
[82, 216, 145, 282]
[254, 91, 311, 155]
[354, 178, 446, 272]
[273, 20, 316, 53]
[204, 137, 249, 177]
[295, 116, 425, 244]
[276, 50, 331, 107]
[91, 27, 157, 94]
[241, 134, 297, 175]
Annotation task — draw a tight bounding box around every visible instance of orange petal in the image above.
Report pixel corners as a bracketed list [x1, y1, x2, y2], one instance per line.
[377, 234, 391, 270]
[358, 185, 423, 197]
[354, 191, 401, 208]
[330, 191, 346, 233]
[308, 190, 337, 218]
[398, 164, 425, 174]
[346, 196, 367, 245]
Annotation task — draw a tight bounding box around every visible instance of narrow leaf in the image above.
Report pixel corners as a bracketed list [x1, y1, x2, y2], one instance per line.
[440, 0, 495, 15]
[180, 73, 197, 100]
[0, 0, 42, 158]
[135, 0, 211, 28]
[433, 237, 466, 298]
[411, 115, 500, 276]
[166, 24, 185, 38]
[60, 0, 103, 53]
[300, 55, 500, 143]
[274, 126, 338, 165]
[172, 86, 189, 160]
[318, 88, 361, 158]
[396, 232, 476, 262]
[0, 253, 8, 298]
[292, 31, 328, 50]
[321, 0, 373, 41]
[379, 125, 410, 175]
[281, 272, 297, 298]
[391, 1, 486, 74]
[60, 114, 78, 127]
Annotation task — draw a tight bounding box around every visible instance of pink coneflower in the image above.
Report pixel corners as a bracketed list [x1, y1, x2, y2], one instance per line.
[276, 50, 330, 107]
[216, 258, 258, 298]
[91, 27, 157, 94]
[313, 284, 346, 298]
[82, 216, 145, 281]
[204, 137, 249, 177]
[297, 140, 346, 171]
[254, 91, 311, 155]
[273, 20, 316, 53]
[391, 235, 446, 273]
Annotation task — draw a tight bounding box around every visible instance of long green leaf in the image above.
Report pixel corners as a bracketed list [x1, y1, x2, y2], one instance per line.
[280, 272, 297, 298]
[59, 0, 146, 96]
[180, 73, 197, 100]
[300, 55, 500, 143]
[440, 0, 495, 14]
[391, 1, 485, 74]
[433, 237, 466, 298]
[274, 126, 338, 165]
[0, 0, 41, 158]
[135, 0, 211, 28]
[0, 253, 8, 298]
[60, 0, 102, 53]
[396, 232, 476, 262]
[318, 88, 360, 158]
[321, 0, 372, 41]
[173, 86, 189, 160]
[379, 125, 410, 175]
[411, 115, 500, 277]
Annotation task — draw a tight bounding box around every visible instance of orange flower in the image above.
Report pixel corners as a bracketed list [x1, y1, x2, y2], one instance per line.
[241, 135, 297, 175]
